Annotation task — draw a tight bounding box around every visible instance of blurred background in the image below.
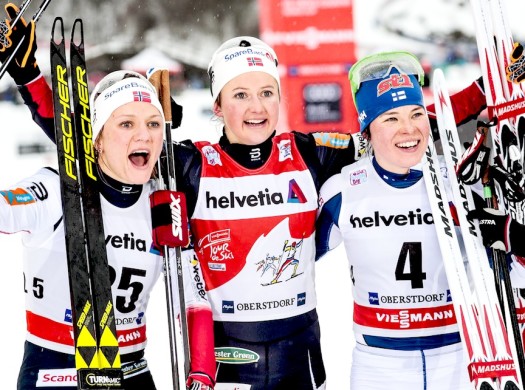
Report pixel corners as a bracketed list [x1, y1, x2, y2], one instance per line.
[2, 0, 525, 388]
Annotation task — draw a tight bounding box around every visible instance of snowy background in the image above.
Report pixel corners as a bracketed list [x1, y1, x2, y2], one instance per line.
[2, 0, 525, 389]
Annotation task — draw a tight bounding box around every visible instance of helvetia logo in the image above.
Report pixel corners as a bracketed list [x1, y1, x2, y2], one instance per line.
[288, 179, 307, 203]
[350, 209, 433, 228]
[206, 180, 307, 209]
[105, 233, 146, 251]
[206, 189, 284, 209]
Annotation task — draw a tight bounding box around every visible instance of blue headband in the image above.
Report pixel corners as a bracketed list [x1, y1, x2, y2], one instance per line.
[354, 68, 424, 133]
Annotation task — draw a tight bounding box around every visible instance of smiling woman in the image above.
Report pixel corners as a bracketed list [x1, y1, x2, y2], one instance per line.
[315, 51, 475, 390]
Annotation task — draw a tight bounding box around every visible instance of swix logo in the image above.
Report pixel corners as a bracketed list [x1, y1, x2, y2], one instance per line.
[169, 193, 185, 241]
[206, 189, 284, 209]
[105, 233, 147, 251]
[377, 73, 413, 96]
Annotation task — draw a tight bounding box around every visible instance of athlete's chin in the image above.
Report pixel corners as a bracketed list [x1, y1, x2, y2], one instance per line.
[243, 128, 273, 145]
[124, 170, 152, 185]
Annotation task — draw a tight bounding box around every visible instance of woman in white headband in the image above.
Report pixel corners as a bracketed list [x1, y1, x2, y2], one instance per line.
[0, 68, 215, 390]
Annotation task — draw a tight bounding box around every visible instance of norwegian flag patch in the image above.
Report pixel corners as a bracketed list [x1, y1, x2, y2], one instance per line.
[247, 57, 263, 67]
[133, 90, 152, 103]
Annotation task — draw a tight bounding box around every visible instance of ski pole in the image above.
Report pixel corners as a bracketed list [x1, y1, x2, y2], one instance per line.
[150, 68, 190, 390]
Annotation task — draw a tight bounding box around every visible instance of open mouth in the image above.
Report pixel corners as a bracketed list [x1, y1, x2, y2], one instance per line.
[129, 150, 150, 167]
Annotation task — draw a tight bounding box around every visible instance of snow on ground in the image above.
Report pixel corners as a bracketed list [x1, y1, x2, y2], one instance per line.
[0, 96, 353, 389]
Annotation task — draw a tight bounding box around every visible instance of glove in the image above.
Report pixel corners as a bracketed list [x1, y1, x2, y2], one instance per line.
[468, 207, 509, 251]
[0, 3, 40, 85]
[489, 164, 525, 203]
[150, 190, 190, 249]
[507, 42, 525, 83]
[455, 123, 490, 185]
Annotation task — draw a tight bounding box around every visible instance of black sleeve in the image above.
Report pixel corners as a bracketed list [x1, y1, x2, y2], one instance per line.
[293, 131, 357, 190]
[173, 140, 202, 218]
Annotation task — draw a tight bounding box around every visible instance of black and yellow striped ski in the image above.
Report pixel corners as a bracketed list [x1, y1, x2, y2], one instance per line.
[50, 17, 122, 389]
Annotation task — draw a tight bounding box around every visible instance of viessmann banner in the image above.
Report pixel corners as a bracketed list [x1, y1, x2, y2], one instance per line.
[259, 0, 357, 134]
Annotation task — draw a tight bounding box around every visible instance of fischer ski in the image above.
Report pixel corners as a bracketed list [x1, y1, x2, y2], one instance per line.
[433, 68, 523, 389]
[50, 17, 122, 389]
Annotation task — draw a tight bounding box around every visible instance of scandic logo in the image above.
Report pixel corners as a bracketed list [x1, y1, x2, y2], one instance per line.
[349, 209, 433, 228]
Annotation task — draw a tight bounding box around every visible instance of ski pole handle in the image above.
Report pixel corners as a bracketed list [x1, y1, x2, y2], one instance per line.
[147, 67, 172, 121]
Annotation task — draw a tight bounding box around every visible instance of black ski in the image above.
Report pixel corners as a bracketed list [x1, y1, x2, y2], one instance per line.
[50, 17, 122, 389]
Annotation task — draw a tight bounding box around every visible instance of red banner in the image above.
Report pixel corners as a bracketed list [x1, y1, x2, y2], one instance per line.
[259, 0, 357, 133]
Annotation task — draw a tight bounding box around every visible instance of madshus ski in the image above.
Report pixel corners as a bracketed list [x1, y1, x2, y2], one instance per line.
[422, 139, 500, 390]
[50, 17, 122, 389]
[468, 0, 525, 221]
[469, 0, 525, 375]
[432, 68, 523, 389]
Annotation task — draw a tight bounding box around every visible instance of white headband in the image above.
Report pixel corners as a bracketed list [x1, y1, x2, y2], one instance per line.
[91, 76, 164, 141]
[208, 36, 280, 102]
